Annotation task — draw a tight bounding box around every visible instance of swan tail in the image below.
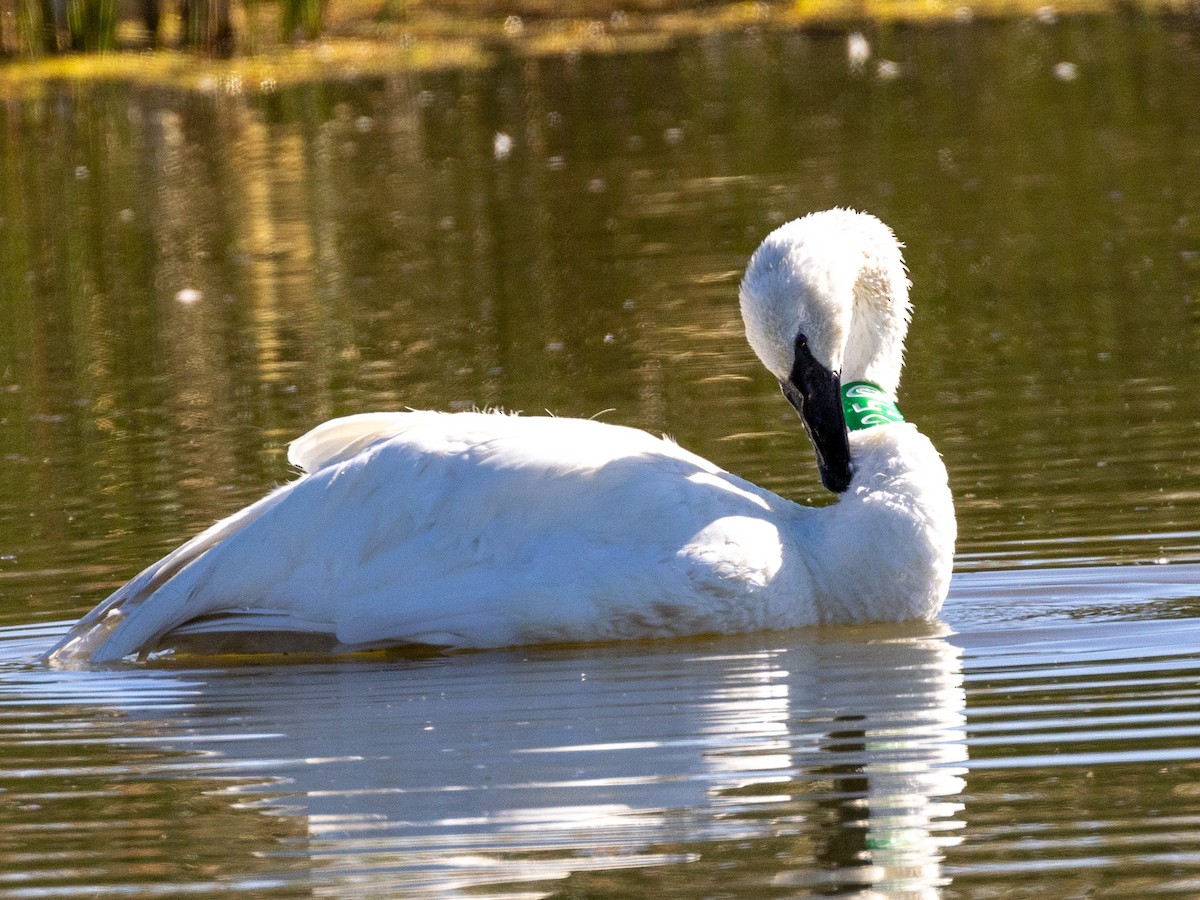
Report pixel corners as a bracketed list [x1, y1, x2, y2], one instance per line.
[42, 485, 294, 666]
[287, 411, 448, 474]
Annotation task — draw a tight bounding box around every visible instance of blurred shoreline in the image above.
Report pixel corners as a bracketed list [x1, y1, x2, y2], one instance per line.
[2, 0, 1195, 94]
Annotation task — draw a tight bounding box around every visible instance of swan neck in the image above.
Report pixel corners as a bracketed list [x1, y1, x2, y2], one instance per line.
[800, 423, 956, 623]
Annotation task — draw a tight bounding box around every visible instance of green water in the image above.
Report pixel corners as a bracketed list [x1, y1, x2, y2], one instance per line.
[2, 14, 1200, 897]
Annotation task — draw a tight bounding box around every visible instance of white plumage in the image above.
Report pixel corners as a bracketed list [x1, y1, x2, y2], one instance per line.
[45, 209, 955, 664]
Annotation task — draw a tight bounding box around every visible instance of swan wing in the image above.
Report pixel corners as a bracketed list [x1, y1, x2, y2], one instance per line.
[46, 412, 442, 664]
[47, 412, 797, 663]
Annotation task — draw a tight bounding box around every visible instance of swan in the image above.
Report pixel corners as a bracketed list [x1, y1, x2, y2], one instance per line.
[44, 208, 955, 665]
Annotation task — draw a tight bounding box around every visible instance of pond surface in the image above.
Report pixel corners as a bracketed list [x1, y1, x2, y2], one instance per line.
[2, 13, 1200, 897]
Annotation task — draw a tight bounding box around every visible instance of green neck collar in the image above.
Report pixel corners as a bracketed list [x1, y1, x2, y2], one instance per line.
[841, 381, 905, 432]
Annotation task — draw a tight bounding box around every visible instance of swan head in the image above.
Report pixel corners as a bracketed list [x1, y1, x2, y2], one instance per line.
[739, 209, 912, 493]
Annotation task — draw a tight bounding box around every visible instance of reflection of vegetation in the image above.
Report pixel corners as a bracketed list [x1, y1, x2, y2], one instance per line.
[2, 16, 1200, 625]
[0, 0, 1193, 66]
[0, 671, 308, 893]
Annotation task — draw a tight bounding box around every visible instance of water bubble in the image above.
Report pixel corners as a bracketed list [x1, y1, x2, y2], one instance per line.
[846, 32, 870, 70]
[1053, 62, 1079, 81]
[493, 132, 513, 160]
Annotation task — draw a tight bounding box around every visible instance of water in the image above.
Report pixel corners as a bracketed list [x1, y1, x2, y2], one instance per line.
[2, 13, 1200, 897]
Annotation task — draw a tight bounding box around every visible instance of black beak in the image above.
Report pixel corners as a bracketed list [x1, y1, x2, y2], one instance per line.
[779, 334, 853, 493]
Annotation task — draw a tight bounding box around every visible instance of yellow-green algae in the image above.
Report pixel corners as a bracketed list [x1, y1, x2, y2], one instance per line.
[0, 40, 489, 97]
[0, 0, 1193, 96]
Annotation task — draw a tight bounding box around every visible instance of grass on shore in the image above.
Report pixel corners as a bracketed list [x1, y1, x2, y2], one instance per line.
[0, 0, 1194, 95]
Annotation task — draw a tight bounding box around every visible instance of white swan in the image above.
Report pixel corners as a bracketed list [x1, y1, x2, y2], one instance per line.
[45, 209, 955, 665]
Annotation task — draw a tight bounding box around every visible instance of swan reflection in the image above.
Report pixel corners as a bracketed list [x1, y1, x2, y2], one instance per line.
[693, 631, 966, 895]
[19, 627, 967, 896]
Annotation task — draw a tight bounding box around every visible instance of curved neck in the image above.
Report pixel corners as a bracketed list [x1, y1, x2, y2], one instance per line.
[800, 424, 956, 624]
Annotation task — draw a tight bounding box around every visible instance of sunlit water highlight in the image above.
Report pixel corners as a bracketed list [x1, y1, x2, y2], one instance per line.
[4, 565, 1200, 896]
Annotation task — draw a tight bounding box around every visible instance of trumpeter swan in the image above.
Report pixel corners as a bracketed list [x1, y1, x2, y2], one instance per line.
[45, 209, 955, 664]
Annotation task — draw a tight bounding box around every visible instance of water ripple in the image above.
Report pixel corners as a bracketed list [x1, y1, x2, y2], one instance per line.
[1, 564, 1197, 896]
